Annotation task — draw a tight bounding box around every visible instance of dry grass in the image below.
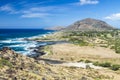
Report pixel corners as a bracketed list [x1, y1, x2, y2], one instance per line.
[40, 43, 120, 79]
[42, 43, 120, 65]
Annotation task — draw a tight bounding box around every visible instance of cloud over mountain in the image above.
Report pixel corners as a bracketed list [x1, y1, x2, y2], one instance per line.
[105, 13, 120, 20]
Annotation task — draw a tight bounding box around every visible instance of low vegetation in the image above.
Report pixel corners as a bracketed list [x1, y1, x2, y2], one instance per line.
[115, 38, 120, 53]
[0, 58, 12, 68]
[61, 30, 120, 54]
[111, 64, 120, 71]
[93, 61, 120, 71]
[78, 59, 120, 71]
[43, 45, 53, 55]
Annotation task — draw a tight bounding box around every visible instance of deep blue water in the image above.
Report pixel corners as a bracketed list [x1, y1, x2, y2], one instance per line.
[0, 29, 54, 55]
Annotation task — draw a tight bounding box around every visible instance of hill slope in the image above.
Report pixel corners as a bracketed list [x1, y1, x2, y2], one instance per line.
[1, 47, 120, 80]
[66, 18, 114, 31]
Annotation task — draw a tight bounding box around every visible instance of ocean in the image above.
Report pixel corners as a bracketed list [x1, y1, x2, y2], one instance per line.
[0, 29, 54, 55]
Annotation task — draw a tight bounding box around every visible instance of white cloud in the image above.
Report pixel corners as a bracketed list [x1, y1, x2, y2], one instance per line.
[0, 5, 13, 11]
[0, 4, 68, 18]
[21, 13, 50, 18]
[0, 5, 54, 18]
[0, 4, 18, 14]
[21, 6, 66, 18]
[21, 6, 55, 18]
[105, 13, 120, 20]
[80, 0, 99, 5]
[24, 6, 56, 13]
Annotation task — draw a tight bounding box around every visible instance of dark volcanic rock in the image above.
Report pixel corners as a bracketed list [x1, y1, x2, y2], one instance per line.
[27, 49, 45, 59]
[2, 47, 12, 51]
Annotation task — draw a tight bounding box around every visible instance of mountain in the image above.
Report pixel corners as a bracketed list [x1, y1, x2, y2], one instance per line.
[65, 18, 114, 31]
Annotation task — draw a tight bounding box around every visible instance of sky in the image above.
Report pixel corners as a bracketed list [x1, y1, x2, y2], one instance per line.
[0, 0, 120, 28]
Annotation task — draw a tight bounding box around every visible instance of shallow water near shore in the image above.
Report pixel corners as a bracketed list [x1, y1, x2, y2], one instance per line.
[0, 29, 54, 55]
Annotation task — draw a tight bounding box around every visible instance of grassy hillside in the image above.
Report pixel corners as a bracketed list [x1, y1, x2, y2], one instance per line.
[1, 47, 120, 80]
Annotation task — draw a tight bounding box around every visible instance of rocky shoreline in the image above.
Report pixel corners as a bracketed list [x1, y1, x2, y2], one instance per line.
[27, 40, 69, 59]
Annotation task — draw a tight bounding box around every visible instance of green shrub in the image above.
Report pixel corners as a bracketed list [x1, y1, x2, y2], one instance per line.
[115, 38, 120, 54]
[77, 59, 84, 62]
[115, 50, 120, 54]
[99, 62, 111, 67]
[100, 45, 108, 48]
[110, 46, 115, 49]
[70, 57, 74, 61]
[78, 40, 89, 46]
[93, 61, 120, 71]
[85, 60, 92, 63]
[110, 64, 120, 71]
[93, 61, 100, 66]
[60, 58, 64, 60]
[93, 62, 111, 67]
[69, 37, 89, 46]
[0, 58, 12, 68]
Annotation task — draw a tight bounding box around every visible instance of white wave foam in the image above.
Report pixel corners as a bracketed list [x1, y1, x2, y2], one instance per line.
[17, 49, 36, 55]
[0, 32, 53, 55]
[17, 51, 30, 55]
[0, 39, 27, 44]
[28, 32, 52, 40]
[9, 42, 36, 48]
[9, 44, 23, 47]
[28, 34, 44, 39]
[0, 40, 12, 43]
